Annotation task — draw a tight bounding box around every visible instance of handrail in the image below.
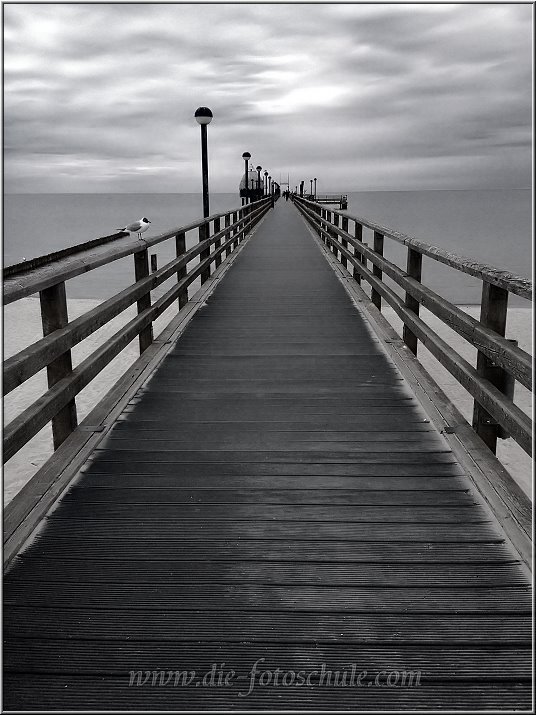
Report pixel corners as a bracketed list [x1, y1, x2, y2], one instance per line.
[298, 197, 531, 300]
[293, 195, 532, 460]
[2, 205, 244, 282]
[3, 201, 268, 305]
[3, 197, 272, 463]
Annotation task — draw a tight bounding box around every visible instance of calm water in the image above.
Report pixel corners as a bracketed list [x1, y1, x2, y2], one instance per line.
[3, 190, 532, 304]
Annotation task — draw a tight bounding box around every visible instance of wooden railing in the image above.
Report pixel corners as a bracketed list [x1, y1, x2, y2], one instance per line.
[3, 197, 272, 464]
[293, 195, 532, 459]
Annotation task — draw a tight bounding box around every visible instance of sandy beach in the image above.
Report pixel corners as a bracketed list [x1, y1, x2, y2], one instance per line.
[4, 296, 532, 504]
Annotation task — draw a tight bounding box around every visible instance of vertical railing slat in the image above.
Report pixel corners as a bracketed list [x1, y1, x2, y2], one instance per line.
[175, 231, 188, 309]
[233, 211, 239, 249]
[39, 282, 78, 449]
[403, 247, 423, 355]
[371, 231, 384, 310]
[214, 217, 222, 269]
[472, 281, 509, 453]
[199, 222, 210, 284]
[134, 249, 153, 353]
[224, 213, 232, 258]
[341, 216, 348, 268]
[353, 222, 363, 285]
[332, 213, 339, 258]
[320, 209, 327, 244]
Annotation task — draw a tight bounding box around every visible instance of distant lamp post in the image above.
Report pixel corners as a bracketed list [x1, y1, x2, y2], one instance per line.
[314, 177, 317, 199]
[256, 166, 262, 198]
[242, 152, 251, 204]
[268, 176, 272, 195]
[194, 107, 213, 218]
[310, 179, 313, 197]
[264, 170, 268, 196]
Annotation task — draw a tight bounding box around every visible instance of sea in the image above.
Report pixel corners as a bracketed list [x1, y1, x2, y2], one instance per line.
[3, 189, 533, 305]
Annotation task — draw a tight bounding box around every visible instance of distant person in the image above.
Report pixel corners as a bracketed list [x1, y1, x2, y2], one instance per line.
[284, 190, 289, 201]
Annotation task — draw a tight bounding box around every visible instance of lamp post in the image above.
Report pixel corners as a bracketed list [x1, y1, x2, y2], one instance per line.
[242, 152, 251, 204]
[194, 107, 213, 218]
[268, 176, 272, 196]
[264, 171, 268, 196]
[256, 166, 262, 198]
[310, 179, 313, 197]
[314, 177, 317, 199]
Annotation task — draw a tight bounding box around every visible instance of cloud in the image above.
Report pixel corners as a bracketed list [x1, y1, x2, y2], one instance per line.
[3, 3, 532, 193]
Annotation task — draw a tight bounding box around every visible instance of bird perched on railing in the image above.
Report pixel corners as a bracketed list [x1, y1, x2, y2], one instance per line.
[116, 217, 151, 239]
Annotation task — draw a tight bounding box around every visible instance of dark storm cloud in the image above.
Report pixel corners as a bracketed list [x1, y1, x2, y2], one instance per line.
[3, 2, 532, 192]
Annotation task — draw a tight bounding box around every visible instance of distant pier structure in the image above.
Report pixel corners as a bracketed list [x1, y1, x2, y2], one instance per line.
[314, 193, 348, 209]
[239, 168, 279, 203]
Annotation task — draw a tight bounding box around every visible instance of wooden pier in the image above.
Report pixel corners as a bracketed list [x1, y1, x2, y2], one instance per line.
[3, 198, 532, 709]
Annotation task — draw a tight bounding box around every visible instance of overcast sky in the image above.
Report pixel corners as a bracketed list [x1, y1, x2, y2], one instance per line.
[3, 2, 532, 193]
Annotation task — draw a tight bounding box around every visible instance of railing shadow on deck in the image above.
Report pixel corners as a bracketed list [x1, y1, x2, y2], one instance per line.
[3, 197, 272, 566]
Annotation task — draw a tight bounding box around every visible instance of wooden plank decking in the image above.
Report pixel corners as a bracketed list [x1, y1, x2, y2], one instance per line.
[3, 202, 531, 710]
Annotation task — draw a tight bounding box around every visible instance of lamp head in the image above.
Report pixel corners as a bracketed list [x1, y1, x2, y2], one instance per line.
[194, 107, 213, 125]
[256, 165, 262, 171]
[242, 152, 251, 160]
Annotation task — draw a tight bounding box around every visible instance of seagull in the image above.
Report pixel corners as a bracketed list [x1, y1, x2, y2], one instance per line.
[117, 217, 151, 239]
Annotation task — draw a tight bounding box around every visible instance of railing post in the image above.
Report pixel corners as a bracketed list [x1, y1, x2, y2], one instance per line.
[233, 211, 239, 249]
[341, 216, 348, 268]
[244, 203, 252, 238]
[134, 248, 153, 353]
[353, 222, 363, 285]
[175, 231, 188, 309]
[39, 282, 78, 449]
[199, 222, 210, 284]
[316, 204, 323, 238]
[472, 281, 509, 454]
[402, 247, 423, 355]
[324, 209, 331, 248]
[245, 201, 255, 235]
[224, 213, 232, 258]
[213, 217, 222, 269]
[320, 209, 326, 243]
[371, 231, 384, 310]
[332, 213, 339, 258]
